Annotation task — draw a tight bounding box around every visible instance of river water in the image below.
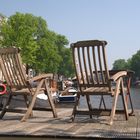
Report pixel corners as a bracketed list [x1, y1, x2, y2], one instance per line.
[0, 87, 139, 113]
[75, 87, 140, 110]
[129, 87, 140, 109]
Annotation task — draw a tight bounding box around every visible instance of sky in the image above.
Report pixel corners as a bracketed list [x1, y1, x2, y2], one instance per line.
[0, 0, 140, 69]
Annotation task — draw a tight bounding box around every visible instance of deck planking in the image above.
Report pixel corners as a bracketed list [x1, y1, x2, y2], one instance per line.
[0, 96, 139, 140]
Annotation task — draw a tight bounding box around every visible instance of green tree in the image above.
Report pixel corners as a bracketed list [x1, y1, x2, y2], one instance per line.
[130, 50, 140, 78]
[112, 59, 128, 70]
[0, 12, 74, 76]
[53, 34, 74, 76]
[58, 47, 74, 77]
[0, 12, 43, 66]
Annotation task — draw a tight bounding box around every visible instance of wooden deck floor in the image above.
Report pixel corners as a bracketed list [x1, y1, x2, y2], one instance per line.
[0, 97, 139, 140]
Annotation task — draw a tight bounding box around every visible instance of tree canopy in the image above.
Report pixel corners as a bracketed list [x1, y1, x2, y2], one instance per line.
[0, 12, 74, 77]
[112, 59, 129, 70]
[130, 50, 140, 78]
[112, 50, 140, 80]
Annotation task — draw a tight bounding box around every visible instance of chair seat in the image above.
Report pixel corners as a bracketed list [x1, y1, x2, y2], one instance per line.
[82, 87, 112, 95]
[12, 88, 45, 95]
[79, 87, 128, 96]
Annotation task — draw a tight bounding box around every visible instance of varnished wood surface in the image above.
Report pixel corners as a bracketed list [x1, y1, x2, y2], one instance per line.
[0, 96, 139, 140]
[70, 40, 131, 125]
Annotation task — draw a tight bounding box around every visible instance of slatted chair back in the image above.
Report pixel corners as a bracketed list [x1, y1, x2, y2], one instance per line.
[0, 47, 57, 121]
[0, 47, 28, 90]
[71, 40, 111, 91]
[70, 40, 131, 125]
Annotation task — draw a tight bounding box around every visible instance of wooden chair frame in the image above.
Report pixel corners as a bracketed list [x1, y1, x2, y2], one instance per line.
[71, 40, 131, 125]
[0, 47, 57, 121]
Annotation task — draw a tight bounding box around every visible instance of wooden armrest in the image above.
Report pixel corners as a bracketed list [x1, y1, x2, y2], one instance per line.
[109, 70, 123, 76]
[30, 73, 54, 82]
[109, 70, 134, 79]
[126, 70, 135, 77]
[110, 71, 127, 81]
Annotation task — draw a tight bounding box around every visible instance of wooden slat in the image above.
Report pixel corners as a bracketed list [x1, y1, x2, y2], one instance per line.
[87, 47, 94, 84]
[92, 47, 100, 84]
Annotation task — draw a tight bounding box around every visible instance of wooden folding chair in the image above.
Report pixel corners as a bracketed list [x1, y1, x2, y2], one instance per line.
[0, 47, 57, 121]
[71, 40, 130, 125]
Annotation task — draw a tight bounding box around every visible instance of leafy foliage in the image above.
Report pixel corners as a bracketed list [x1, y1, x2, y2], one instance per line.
[112, 59, 128, 70]
[112, 51, 140, 79]
[0, 12, 74, 76]
[130, 50, 140, 78]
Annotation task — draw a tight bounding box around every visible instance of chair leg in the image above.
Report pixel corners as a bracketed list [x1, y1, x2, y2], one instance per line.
[99, 95, 106, 109]
[86, 95, 92, 119]
[0, 94, 12, 119]
[109, 78, 121, 125]
[110, 91, 119, 125]
[120, 80, 129, 120]
[21, 79, 44, 122]
[23, 95, 33, 117]
[45, 79, 57, 118]
[128, 92, 134, 115]
[126, 79, 134, 115]
[126, 77, 135, 116]
[71, 93, 80, 121]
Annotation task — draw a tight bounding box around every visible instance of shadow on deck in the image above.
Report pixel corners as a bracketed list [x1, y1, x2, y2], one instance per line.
[0, 94, 139, 140]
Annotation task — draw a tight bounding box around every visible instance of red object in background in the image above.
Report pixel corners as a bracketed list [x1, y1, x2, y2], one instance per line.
[0, 84, 7, 95]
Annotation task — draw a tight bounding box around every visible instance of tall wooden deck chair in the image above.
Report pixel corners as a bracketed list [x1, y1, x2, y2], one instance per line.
[71, 40, 129, 125]
[0, 47, 57, 121]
